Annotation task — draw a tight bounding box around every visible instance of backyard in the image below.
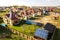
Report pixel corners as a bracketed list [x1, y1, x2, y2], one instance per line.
[10, 21, 60, 40]
[0, 23, 60, 40]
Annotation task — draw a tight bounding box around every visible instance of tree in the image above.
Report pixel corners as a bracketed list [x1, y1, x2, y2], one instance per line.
[0, 17, 3, 24]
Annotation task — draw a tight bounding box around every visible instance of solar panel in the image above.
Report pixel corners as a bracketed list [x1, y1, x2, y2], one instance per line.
[34, 28, 49, 39]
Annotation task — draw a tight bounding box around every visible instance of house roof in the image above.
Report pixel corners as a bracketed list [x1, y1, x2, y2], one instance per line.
[18, 8, 23, 10]
[6, 11, 19, 20]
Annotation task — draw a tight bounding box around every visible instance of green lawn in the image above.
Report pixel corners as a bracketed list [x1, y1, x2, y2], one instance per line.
[0, 24, 60, 40]
[11, 24, 60, 40]
[0, 24, 40, 40]
[12, 24, 40, 36]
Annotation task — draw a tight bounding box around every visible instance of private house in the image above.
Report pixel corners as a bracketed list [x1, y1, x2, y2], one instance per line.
[0, 7, 4, 12]
[27, 8, 36, 17]
[18, 8, 36, 20]
[0, 7, 6, 12]
[2, 7, 31, 26]
[3, 15, 13, 26]
[3, 11, 19, 26]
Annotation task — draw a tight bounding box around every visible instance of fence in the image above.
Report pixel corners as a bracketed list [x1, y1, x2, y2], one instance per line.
[7, 27, 38, 40]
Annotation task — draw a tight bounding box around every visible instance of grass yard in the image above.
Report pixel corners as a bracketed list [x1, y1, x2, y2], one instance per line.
[12, 24, 40, 36]
[11, 24, 60, 40]
[0, 24, 60, 40]
[0, 23, 40, 40]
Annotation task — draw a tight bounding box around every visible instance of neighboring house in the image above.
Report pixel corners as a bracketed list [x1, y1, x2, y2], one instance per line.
[3, 14, 13, 26]
[0, 7, 3, 12]
[2, 7, 34, 26]
[3, 10, 20, 26]
[0, 7, 6, 12]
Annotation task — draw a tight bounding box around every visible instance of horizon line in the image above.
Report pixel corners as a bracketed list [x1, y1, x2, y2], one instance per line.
[0, 5, 60, 7]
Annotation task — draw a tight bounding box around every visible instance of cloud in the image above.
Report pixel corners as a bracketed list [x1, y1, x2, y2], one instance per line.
[0, 0, 60, 6]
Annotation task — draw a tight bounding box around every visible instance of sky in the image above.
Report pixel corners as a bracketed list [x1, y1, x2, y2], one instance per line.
[0, 0, 60, 6]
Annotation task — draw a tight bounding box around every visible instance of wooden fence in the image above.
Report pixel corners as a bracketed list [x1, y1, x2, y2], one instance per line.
[7, 27, 38, 40]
